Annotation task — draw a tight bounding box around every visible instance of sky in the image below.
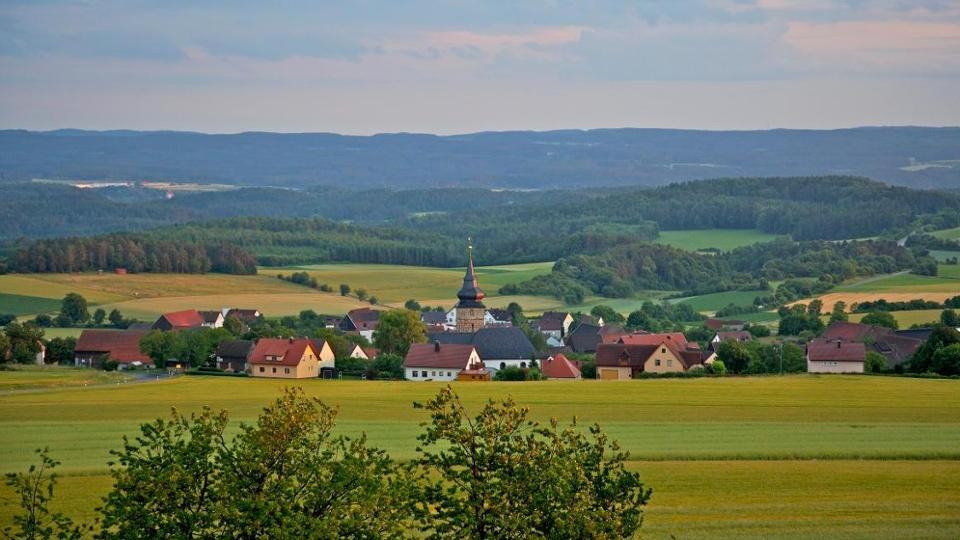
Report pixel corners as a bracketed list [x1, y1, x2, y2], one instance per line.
[1, 0, 959, 134]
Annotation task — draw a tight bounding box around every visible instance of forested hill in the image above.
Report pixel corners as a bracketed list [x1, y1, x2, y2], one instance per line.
[2, 126, 959, 189]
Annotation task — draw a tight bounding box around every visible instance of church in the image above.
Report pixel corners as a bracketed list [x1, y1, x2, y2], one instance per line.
[428, 241, 537, 372]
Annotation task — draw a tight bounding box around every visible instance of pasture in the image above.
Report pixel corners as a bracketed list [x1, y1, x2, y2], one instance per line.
[803, 270, 960, 312]
[655, 229, 785, 252]
[672, 289, 767, 312]
[0, 293, 61, 316]
[847, 309, 945, 328]
[1, 374, 958, 538]
[931, 226, 960, 240]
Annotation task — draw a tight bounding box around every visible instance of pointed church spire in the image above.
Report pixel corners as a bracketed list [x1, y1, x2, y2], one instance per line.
[457, 237, 485, 303]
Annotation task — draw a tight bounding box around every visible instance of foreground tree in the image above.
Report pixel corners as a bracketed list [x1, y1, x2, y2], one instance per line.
[3, 448, 83, 540]
[96, 388, 410, 539]
[413, 387, 651, 539]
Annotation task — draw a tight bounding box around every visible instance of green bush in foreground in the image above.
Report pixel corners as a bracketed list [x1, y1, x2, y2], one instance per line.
[6, 387, 650, 539]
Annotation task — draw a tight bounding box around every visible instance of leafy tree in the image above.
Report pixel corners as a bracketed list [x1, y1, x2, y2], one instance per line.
[45, 337, 77, 365]
[743, 323, 771, 338]
[93, 308, 106, 326]
[716, 339, 756, 374]
[108, 309, 125, 328]
[218, 388, 411, 538]
[339, 283, 351, 296]
[0, 314, 16, 326]
[413, 387, 651, 539]
[590, 305, 624, 324]
[404, 299, 422, 311]
[2, 448, 83, 540]
[372, 353, 405, 379]
[356, 288, 369, 302]
[579, 359, 597, 379]
[174, 328, 232, 368]
[931, 343, 960, 376]
[706, 359, 727, 375]
[909, 327, 960, 374]
[684, 325, 714, 345]
[33, 314, 53, 328]
[223, 315, 244, 336]
[370, 296, 379, 305]
[493, 366, 528, 381]
[59, 293, 90, 325]
[865, 351, 887, 373]
[138, 330, 178, 367]
[829, 301, 848, 323]
[941, 309, 959, 327]
[373, 310, 426, 357]
[0, 331, 10, 363]
[5, 321, 45, 364]
[861, 311, 899, 329]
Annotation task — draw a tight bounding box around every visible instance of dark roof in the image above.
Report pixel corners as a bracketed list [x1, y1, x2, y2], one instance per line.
[199, 310, 223, 324]
[706, 318, 743, 330]
[822, 321, 891, 342]
[895, 328, 934, 341]
[404, 343, 477, 369]
[537, 311, 569, 331]
[456, 245, 485, 307]
[226, 309, 261, 323]
[310, 339, 329, 355]
[75, 330, 151, 364]
[872, 335, 923, 366]
[345, 308, 381, 330]
[248, 338, 317, 367]
[807, 339, 866, 363]
[216, 340, 254, 359]
[421, 311, 447, 325]
[715, 331, 752, 342]
[568, 323, 602, 353]
[428, 326, 535, 361]
[487, 308, 512, 322]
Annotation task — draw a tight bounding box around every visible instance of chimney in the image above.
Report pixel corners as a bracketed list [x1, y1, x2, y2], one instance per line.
[434, 341, 441, 352]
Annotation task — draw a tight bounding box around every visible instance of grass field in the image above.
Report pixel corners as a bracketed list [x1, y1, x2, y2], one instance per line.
[931, 226, 960, 240]
[655, 229, 786, 252]
[0, 293, 62, 315]
[0, 366, 133, 391]
[847, 309, 945, 327]
[800, 270, 960, 312]
[930, 250, 960, 262]
[1, 375, 958, 538]
[672, 289, 767, 312]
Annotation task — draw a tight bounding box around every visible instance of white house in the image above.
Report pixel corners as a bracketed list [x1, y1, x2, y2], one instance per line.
[403, 342, 482, 381]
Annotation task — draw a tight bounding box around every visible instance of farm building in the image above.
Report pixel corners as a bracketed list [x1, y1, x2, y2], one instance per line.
[404, 342, 484, 381]
[709, 331, 753, 351]
[152, 309, 205, 331]
[74, 330, 151, 368]
[428, 326, 536, 372]
[199, 310, 224, 328]
[340, 308, 381, 340]
[215, 340, 254, 372]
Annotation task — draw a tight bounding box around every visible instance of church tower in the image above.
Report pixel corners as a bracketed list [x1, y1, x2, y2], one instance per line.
[455, 239, 486, 333]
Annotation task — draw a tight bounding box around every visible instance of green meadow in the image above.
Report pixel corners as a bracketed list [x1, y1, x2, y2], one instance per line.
[931, 226, 960, 241]
[0, 292, 61, 316]
[672, 289, 768, 313]
[1, 374, 958, 538]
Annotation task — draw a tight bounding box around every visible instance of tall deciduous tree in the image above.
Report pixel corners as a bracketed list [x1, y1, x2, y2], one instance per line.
[2, 448, 83, 540]
[59, 293, 90, 325]
[373, 310, 426, 357]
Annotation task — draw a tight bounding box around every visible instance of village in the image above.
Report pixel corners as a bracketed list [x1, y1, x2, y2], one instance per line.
[63, 245, 943, 382]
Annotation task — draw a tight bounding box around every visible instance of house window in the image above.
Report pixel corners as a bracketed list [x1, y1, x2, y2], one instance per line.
[272, 367, 277, 373]
[661, 348, 666, 354]
[667, 359, 673, 367]
[447, 371, 452, 377]
[432, 371, 436, 376]
[412, 371, 418, 377]
[284, 368, 290, 374]
[259, 367, 264, 373]
[655, 359, 661, 366]
[520, 362, 527, 368]
[500, 362, 506, 369]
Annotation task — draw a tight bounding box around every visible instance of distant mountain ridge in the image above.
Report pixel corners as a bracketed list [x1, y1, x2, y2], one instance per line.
[1, 126, 958, 189]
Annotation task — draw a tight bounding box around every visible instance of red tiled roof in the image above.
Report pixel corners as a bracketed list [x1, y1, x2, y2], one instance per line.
[248, 338, 317, 367]
[158, 309, 205, 329]
[75, 330, 151, 365]
[619, 332, 688, 347]
[806, 338, 866, 363]
[540, 353, 581, 379]
[404, 343, 477, 369]
[362, 347, 379, 359]
[596, 342, 703, 370]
